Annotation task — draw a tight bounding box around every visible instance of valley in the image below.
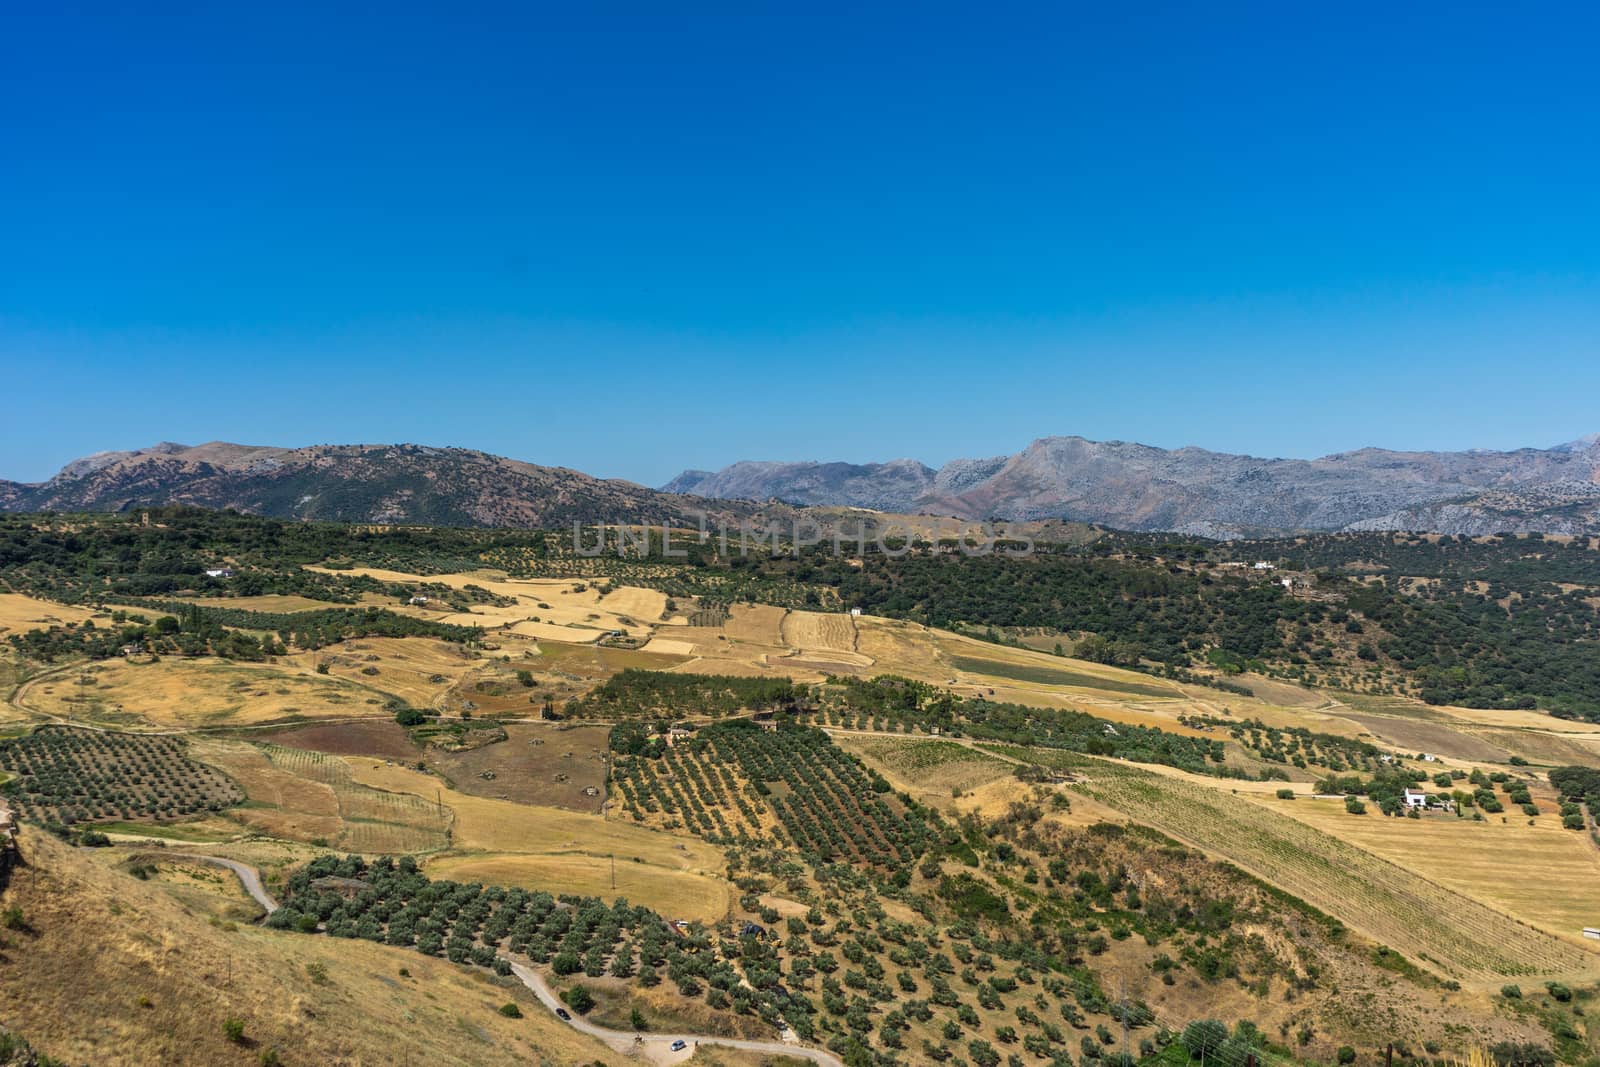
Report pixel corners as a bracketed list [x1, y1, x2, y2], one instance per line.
[2, 510, 1599, 1067]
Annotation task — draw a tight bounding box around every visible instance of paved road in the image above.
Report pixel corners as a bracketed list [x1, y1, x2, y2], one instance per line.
[511, 963, 844, 1067]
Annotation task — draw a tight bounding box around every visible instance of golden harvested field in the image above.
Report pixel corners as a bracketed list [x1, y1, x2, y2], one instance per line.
[20, 657, 391, 728]
[292, 635, 481, 709]
[530, 639, 690, 677]
[721, 603, 787, 645]
[0, 593, 101, 635]
[311, 566, 668, 642]
[1062, 752, 1600, 983]
[187, 593, 334, 613]
[780, 610, 857, 653]
[1257, 792, 1600, 941]
[2, 828, 614, 1067]
[342, 757, 724, 870]
[423, 852, 731, 923]
[638, 636, 696, 656]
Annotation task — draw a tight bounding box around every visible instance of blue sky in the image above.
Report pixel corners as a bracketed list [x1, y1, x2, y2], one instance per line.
[3, 5, 1598, 485]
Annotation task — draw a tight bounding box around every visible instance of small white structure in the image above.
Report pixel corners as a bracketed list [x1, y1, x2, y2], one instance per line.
[1252, 561, 1275, 571]
[1583, 927, 1600, 941]
[409, 595, 431, 605]
[1280, 577, 1295, 590]
[1420, 753, 1436, 762]
[1402, 788, 1429, 809]
[849, 607, 863, 617]
[204, 567, 234, 578]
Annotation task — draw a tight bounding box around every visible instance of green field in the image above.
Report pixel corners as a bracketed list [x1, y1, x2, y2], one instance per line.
[948, 654, 1179, 697]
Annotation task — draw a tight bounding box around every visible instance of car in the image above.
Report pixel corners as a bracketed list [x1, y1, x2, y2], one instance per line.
[555, 1008, 571, 1021]
[670, 1040, 687, 1052]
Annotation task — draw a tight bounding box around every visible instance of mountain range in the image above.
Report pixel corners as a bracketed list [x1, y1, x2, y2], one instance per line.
[4, 435, 1600, 537]
[664, 434, 1600, 537]
[0, 442, 753, 530]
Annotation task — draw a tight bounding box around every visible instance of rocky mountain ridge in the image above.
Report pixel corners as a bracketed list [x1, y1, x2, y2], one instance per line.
[664, 434, 1600, 536]
[0, 442, 755, 529]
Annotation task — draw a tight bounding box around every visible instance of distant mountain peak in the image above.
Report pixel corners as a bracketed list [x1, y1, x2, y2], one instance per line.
[663, 433, 1600, 536]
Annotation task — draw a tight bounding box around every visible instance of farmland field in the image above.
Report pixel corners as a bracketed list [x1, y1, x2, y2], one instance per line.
[421, 723, 608, 811]
[422, 852, 731, 922]
[1058, 751, 1599, 982]
[835, 735, 1014, 798]
[18, 656, 394, 728]
[720, 603, 787, 645]
[194, 739, 449, 852]
[0, 726, 243, 826]
[294, 635, 481, 708]
[187, 593, 335, 613]
[1257, 791, 1600, 941]
[779, 609, 856, 652]
[947, 652, 1181, 698]
[0, 593, 101, 636]
[260, 718, 420, 760]
[341, 756, 723, 871]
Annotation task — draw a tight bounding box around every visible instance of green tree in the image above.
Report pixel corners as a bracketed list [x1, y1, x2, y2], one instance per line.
[1182, 1020, 1228, 1059]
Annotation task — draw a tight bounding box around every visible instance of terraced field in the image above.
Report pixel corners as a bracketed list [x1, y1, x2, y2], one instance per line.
[1061, 753, 1600, 983]
[196, 740, 450, 853]
[780, 610, 856, 652]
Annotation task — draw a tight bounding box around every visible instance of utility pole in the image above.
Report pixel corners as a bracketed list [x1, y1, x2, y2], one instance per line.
[1120, 976, 1129, 1064]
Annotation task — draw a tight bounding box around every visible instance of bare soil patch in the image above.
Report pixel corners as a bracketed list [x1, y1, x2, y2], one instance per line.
[258, 719, 420, 761]
[423, 723, 608, 812]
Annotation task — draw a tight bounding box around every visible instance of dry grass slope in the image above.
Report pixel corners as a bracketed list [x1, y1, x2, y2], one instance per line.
[0, 829, 613, 1066]
[1066, 754, 1599, 983]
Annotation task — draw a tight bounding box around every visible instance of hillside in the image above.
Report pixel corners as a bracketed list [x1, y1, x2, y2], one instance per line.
[0, 442, 756, 529]
[0, 829, 613, 1066]
[664, 433, 1600, 536]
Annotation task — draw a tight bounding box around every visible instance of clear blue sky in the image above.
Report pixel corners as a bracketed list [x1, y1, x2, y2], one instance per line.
[3, 5, 1597, 486]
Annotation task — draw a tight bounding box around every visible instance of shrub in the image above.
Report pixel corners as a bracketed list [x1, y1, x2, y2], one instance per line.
[1338, 1047, 1357, 1064]
[1276, 789, 1295, 800]
[223, 1017, 246, 1044]
[561, 987, 595, 1015]
[498, 1003, 522, 1018]
[1501, 984, 1523, 999]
